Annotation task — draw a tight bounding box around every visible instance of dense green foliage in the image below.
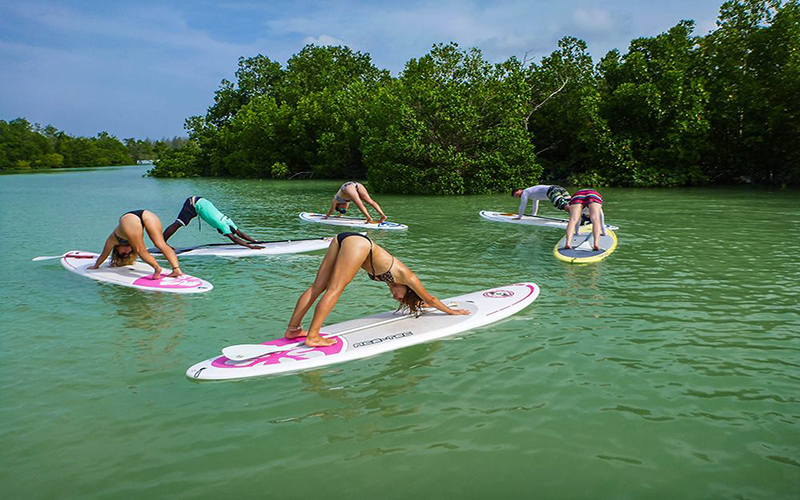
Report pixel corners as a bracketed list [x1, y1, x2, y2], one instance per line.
[362, 44, 540, 194]
[527, 0, 799, 187]
[146, 0, 798, 190]
[6, 0, 786, 189]
[0, 119, 133, 170]
[0, 118, 188, 171]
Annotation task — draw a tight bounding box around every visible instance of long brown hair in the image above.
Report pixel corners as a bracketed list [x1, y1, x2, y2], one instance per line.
[111, 246, 138, 267]
[396, 286, 425, 317]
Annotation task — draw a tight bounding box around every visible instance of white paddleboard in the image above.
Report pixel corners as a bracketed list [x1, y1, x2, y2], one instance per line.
[187, 282, 539, 380]
[61, 251, 213, 293]
[479, 210, 619, 230]
[299, 212, 408, 230]
[150, 237, 332, 257]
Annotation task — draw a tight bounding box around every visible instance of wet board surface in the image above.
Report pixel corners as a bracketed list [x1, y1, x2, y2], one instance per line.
[149, 237, 332, 257]
[553, 227, 618, 264]
[187, 282, 539, 380]
[61, 251, 213, 293]
[479, 210, 619, 230]
[299, 212, 408, 230]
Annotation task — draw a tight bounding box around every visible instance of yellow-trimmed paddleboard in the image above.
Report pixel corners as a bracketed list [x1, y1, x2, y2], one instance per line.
[553, 226, 617, 264]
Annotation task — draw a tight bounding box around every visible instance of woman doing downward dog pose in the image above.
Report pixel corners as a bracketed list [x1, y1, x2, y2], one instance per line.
[564, 189, 607, 251]
[324, 182, 387, 223]
[88, 210, 182, 279]
[162, 196, 263, 249]
[284, 232, 470, 347]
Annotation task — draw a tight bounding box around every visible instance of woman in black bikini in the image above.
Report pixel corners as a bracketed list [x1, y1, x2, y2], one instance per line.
[88, 210, 182, 279]
[284, 232, 470, 347]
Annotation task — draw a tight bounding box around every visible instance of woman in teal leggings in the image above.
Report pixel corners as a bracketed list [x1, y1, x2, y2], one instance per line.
[162, 196, 263, 249]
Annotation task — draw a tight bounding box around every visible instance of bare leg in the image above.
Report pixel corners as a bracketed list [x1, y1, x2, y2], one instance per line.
[356, 184, 386, 222]
[305, 238, 370, 346]
[119, 214, 162, 277]
[144, 214, 182, 276]
[342, 183, 373, 223]
[564, 204, 582, 249]
[587, 203, 602, 251]
[284, 239, 342, 339]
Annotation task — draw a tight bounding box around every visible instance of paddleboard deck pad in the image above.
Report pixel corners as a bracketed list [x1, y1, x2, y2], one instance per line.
[149, 237, 332, 257]
[61, 251, 213, 293]
[299, 212, 408, 230]
[479, 210, 618, 230]
[553, 227, 618, 264]
[187, 282, 539, 380]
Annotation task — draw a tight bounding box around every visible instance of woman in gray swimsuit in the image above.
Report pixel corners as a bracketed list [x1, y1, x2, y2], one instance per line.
[284, 232, 470, 347]
[323, 182, 388, 223]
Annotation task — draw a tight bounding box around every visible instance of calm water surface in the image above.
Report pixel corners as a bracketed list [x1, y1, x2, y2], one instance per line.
[1, 166, 799, 499]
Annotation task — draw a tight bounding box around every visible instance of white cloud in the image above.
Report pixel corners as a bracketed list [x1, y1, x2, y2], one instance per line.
[572, 8, 616, 34]
[302, 34, 348, 46]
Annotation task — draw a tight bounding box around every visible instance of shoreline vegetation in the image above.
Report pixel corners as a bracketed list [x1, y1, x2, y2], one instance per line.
[2, 1, 797, 192]
[147, 0, 799, 193]
[0, 119, 186, 173]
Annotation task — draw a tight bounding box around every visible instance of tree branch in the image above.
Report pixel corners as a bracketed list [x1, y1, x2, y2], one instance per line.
[525, 77, 570, 128]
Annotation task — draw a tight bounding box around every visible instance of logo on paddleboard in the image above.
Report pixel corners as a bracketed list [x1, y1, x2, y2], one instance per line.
[353, 331, 413, 348]
[483, 289, 514, 298]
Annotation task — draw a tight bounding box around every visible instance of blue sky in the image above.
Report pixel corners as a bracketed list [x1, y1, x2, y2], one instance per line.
[0, 0, 725, 140]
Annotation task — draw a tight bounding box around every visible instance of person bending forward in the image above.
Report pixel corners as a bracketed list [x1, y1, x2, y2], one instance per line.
[88, 210, 182, 279]
[162, 196, 263, 249]
[284, 232, 470, 347]
[324, 182, 387, 224]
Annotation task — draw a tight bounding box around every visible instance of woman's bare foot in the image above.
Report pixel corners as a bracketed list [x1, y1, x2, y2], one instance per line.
[284, 326, 306, 339]
[365, 218, 375, 224]
[167, 267, 182, 278]
[593, 247, 600, 252]
[379, 215, 387, 223]
[562, 246, 572, 250]
[150, 266, 163, 280]
[305, 334, 336, 347]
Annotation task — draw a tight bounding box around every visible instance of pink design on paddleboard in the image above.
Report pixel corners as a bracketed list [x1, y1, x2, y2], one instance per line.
[132, 275, 204, 289]
[212, 336, 344, 369]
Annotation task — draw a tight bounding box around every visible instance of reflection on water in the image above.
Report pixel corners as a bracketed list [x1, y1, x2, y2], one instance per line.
[97, 285, 190, 331]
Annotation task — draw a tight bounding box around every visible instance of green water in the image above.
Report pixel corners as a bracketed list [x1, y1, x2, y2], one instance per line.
[1, 166, 798, 499]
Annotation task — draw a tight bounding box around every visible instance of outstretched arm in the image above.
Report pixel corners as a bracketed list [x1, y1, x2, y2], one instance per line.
[162, 221, 181, 243]
[90, 233, 116, 269]
[234, 228, 261, 244]
[405, 273, 470, 315]
[323, 197, 338, 218]
[225, 232, 262, 249]
[531, 199, 540, 216]
[516, 193, 529, 218]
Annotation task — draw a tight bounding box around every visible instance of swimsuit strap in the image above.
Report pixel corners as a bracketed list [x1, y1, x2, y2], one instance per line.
[368, 245, 395, 283]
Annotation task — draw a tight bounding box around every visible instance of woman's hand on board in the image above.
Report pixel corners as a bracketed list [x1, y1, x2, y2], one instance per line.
[448, 308, 471, 315]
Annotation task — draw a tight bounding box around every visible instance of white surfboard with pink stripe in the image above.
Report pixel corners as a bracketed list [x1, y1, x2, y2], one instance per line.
[187, 282, 539, 380]
[61, 251, 213, 294]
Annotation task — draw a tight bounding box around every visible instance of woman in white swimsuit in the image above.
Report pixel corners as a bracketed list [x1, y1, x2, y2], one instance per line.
[324, 182, 387, 223]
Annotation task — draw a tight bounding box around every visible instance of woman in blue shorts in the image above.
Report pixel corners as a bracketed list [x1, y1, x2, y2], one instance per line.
[162, 196, 263, 249]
